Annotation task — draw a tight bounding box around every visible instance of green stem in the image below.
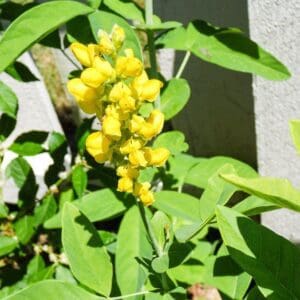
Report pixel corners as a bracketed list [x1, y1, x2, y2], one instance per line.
[138, 202, 161, 256]
[189, 215, 214, 240]
[60, 49, 81, 69]
[0, 149, 3, 204]
[175, 51, 191, 79]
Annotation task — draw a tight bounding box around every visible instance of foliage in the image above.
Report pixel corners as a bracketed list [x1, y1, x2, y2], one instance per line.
[0, 0, 296, 299]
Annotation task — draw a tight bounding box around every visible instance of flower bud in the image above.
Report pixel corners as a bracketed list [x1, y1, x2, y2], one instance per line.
[109, 82, 132, 102]
[119, 96, 136, 113]
[98, 29, 115, 55]
[117, 165, 139, 179]
[128, 149, 147, 167]
[93, 57, 115, 80]
[140, 190, 154, 206]
[111, 24, 125, 50]
[81, 68, 106, 88]
[70, 42, 91, 67]
[115, 49, 143, 78]
[134, 182, 154, 206]
[144, 147, 170, 167]
[120, 138, 144, 154]
[139, 79, 163, 102]
[87, 44, 100, 64]
[117, 177, 133, 193]
[102, 116, 121, 140]
[147, 110, 164, 135]
[86, 131, 111, 163]
[129, 115, 145, 133]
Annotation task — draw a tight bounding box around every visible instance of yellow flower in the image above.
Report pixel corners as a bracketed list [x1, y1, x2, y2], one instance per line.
[117, 165, 139, 178]
[93, 57, 115, 81]
[129, 115, 145, 133]
[111, 24, 125, 50]
[87, 44, 100, 64]
[86, 131, 111, 163]
[134, 182, 154, 206]
[120, 138, 144, 154]
[102, 115, 122, 140]
[81, 68, 106, 88]
[117, 177, 133, 193]
[115, 49, 143, 78]
[67, 78, 98, 114]
[144, 147, 170, 167]
[98, 29, 115, 55]
[119, 96, 136, 113]
[109, 82, 132, 102]
[132, 71, 163, 102]
[128, 149, 147, 167]
[147, 110, 164, 134]
[70, 42, 91, 67]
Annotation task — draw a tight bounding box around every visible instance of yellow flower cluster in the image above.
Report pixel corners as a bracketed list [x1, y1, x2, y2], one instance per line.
[67, 25, 170, 206]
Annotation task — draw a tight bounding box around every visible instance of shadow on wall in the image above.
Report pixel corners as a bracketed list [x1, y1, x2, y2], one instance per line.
[155, 0, 257, 168]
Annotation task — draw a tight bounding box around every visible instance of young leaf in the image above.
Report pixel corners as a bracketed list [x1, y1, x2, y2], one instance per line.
[0, 1, 93, 72]
[14, 216, 35, 244]
[221, 173, 300, 212]
[0, 81, 18, 119]
[185, 156, 257, 189]
[0, 203, 9, 218]
[153, 131, 189, 155]
[62, 203, 112, 296]
[88, 10, 143, 60]
[115, 206, 152, 297]
[0, 236, 18, 257]
[161, 79, 191, 120]
[44, 189, 130, 228]
[158, 21, 291, 80]
[72, 165, 87, 198]
[289, 119, 300, 154]
[33, 195, 57, 227]
[216, 206, 300, 299]
[9, 131, 48, 156]
[103, 0, 144, 23]
[4, 280, 100, 300]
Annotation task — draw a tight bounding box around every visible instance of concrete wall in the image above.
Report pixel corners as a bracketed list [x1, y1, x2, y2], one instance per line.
[155, 0, 300, 241]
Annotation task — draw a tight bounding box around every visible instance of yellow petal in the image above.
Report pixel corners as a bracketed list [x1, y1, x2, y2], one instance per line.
[117, 165, 139, 179]
[129, 115, 145, 133]
[144, 147, 170, 167]
[81, 68, 106, 88]
[139, 79, 163, 102]
[87, 44, 100, 65]
[140, 190, 154, 206]
[119, 138, 144, 154]
[117, 177, 134, 193]
[147, 110, 164, 135]
[109, 82, 132, 102]
[111, 24, 125, 50]
[128, 149, 147, 167]
[70, 42, 91, 67]
[98, 29, 115, 55]
[67, 78, 98, 101]
[93, 57, 115, 79]
[102, 116, 122, 140]
[119, 96, 136, 113]
[86, 131, 111, 158]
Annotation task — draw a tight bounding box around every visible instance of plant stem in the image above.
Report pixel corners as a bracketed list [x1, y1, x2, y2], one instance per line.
[138, 202, 161, 256]
[60, 49, 81, 69]
[175, 51, 191, 79]
[0, 149, 3, 204]
[145, 0, 160, 109]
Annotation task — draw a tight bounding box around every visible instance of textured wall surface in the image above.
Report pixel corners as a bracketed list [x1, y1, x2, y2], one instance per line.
[0, 53, 64, 203]
[155, 0, 257, 167]
[248, 1, 300, 242]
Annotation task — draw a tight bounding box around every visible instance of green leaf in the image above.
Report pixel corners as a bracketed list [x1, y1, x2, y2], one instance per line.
[216, 206, 300, 299]
[153, 131, 189, 155]
[0, 1, 93, 72]
[202, 245, 251, 299]
[246, 287, 265, 300]
[9, 131, 48, 156]
[87, 0, 102, 9]
[0, 114, 16, 142]
[0, 236, 18, 257]
[4, 280, 100, 300]
[154, 191, 201, 223]
[72, 165, 87, 198]
[44, 189, 129, 228]
[5, 61, 39, 82]
[116, 206, 152, 297]
[55, 265, 77, 285]
[161, 79, 190, 120]
[88, 10, 143, 60]
[185, 156, 257, 189]
[233, 195, 279, 216]
[27, 255, 45, 276]
[221, 173, 300, 212]
[33, 195, 57, 227]
[139, 16, 181, 31]
[14, 216, 35, 244]
[158, 21, 291, 80]
[0, 203, 9, 218]
[289, 119, 300, 154]
[151, 254, 169, 273]
[59, 189, 74, 209]
[103, 0, 144, 23]
[62, 203, 112, 296]
[0, 81, 18, 119]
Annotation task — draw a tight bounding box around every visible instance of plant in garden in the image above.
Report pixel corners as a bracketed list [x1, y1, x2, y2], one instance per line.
[0, 0, 299, 299]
